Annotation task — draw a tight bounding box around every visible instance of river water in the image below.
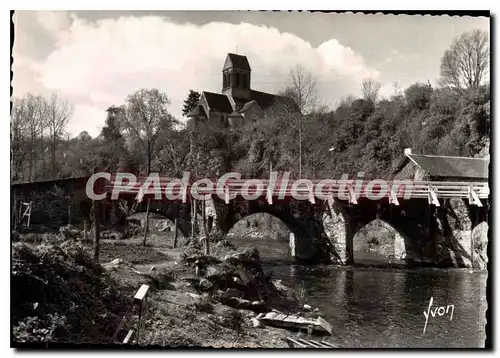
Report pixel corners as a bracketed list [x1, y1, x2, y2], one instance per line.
[229, 236, 488, 348]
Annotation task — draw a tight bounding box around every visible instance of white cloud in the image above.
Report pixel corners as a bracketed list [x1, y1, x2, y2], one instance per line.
[13, 13, 381, 136]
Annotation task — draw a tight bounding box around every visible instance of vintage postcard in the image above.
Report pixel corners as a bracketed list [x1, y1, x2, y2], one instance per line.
[10, 10, 490, 349]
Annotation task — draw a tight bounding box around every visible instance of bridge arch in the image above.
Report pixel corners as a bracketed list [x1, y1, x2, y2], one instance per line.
[217, 204, 322, 262]
[130, 201, 191, 238]
[352, 219, 407, 264]
[225, 212, 293, 260]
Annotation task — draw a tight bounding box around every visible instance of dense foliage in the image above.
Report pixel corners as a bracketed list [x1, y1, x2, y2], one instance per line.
[10, 30, 490, 182]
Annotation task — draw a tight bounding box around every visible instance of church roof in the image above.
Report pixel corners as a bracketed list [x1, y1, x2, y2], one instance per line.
[202, 91, 233, 113]
[240, 100, 261, 113]
[250, 90, 299, 112]
[187, 105, 207, 118]
[223, 53, 251, 71]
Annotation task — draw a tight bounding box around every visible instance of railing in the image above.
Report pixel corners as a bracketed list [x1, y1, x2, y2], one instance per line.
[103, 176, 489, 207]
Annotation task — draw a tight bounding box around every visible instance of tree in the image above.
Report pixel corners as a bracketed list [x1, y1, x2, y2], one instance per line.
[404, 82, 433, 111]
[121, 88, 178, 174]
[281, 65, 317, 114]
[100, 106, 129, 171]
[45, 94, 73, 178]
[362, 78, 382, 103]
[440, 29, 489, 91]
[182, 90, 200, 117]
[121, 88, 179, 246]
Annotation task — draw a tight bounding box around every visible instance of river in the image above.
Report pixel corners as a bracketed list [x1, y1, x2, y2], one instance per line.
[229, 236, 488, 348]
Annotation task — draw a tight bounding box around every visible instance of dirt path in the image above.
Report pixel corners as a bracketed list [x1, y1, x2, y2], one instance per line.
[90, 238, 302, 347]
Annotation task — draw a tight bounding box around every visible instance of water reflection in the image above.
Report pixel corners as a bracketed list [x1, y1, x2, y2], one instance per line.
[230, 236, 487, 348]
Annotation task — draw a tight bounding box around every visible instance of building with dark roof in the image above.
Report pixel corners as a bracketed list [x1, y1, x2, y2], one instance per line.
[188, 53, 299, 128]
[392, 148, 489, 182]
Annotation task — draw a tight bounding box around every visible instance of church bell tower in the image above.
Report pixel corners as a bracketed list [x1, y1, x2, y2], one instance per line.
[222, 53, 252, 107]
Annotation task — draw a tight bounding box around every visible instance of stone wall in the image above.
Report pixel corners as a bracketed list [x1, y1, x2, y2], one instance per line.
[436, 198, 489, 269]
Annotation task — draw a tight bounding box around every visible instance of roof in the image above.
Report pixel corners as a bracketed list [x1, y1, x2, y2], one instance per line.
[187, 105, 207, 118]
[405, 153, 489, 179]
[11, 175, 91, 188]
[202, 92, 233, 113]
[223, 53, 251, 71]
[250, 90, 299, 111]
[240, 100, 261, 113]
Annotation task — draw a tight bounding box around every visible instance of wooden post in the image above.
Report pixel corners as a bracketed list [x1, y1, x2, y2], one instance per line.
[202, 199, 207, 236]
[173, 218, 178, 248]
[142, 198, 151, 247]
[470, 208, 477, 270]
[470, 230, 475, 270]
[289, 232, 296, 258]
[83, 219, 88, 241]
[202, 200, 210, 254]
[68, 202, 72, 226]
[191, 197, 197, 242]
[13, 197, 18, 230]
[93, 200, 100, 261]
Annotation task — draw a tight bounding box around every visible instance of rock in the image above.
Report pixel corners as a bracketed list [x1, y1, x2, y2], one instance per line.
[225, 288, 245, 298]
[205, 265, 224, 279]
[313, 308, 319, 313]
[250, 317, 263, 328]
[199, 278, 213, 291]
[150, 266, 156, 271]
[101, 230, 124, 240]
[233, 276, 244, 285]
[109, 258, 124, 265]
[303, 304, 312, 311]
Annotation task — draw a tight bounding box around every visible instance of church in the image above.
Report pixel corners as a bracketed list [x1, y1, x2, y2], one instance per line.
[188, 53, 299, 128]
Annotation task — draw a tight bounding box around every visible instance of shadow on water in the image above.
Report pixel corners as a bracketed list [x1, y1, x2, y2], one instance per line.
[229, 236, 487, 348]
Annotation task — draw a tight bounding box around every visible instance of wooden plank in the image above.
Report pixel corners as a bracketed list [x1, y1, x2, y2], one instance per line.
[285, 337, 307, 348]
[308, 183, 315, 204]
[122, 329, 134, 344]
[317, 316, 333, 334]
[134, 284, 150, 303]
[274, 313, 288, 321]
[309, 340, 330, 348]
[389, 186, 399, 206]
[469, 185, 483, 207]
[297, 338, 319, 348]
[327, 195, 334, 211]
[348, 185, 358, 205]
[320, 341, 337, 348]
[428, 184, 440, 207]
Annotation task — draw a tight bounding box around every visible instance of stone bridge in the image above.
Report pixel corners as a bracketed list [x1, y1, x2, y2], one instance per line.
[11, 175, 490, 268]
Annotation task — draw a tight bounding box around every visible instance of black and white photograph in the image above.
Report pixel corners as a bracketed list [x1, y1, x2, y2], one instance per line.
[10, 9, 491, 349]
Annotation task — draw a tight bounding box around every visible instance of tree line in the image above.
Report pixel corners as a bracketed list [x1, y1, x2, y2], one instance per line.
[10, 29, 490, 183]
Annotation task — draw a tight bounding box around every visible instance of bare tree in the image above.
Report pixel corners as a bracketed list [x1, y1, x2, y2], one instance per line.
[440, 29, 489, 91]
[362, 78, 382, 103]
[11, 97, 29, 182]
[45, 94, 73, 178]
[273, 65, 318, 178]
[10, 95, 49, 181]
[281, 65, 318, 114]
[337, 95, 356, 109]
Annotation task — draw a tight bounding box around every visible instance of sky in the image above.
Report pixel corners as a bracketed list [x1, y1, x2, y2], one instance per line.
[12, 11, 490, 137]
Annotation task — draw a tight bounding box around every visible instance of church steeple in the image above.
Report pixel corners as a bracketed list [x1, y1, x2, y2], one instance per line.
[222, 53, 251, 103]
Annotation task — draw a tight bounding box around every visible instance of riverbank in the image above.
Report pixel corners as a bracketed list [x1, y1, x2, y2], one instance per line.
[12, 232, 333, 348]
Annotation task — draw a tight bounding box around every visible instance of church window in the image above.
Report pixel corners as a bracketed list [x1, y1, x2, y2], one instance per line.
[243, 74, 247, 88]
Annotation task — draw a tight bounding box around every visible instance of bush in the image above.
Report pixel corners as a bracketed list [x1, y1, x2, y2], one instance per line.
[12, 241, 130, 344]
